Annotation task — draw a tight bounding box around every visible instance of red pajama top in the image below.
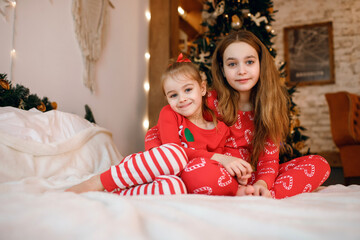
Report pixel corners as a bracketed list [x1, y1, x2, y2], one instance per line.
[207, 90, 280, 189]
[145, 105, 230, 160]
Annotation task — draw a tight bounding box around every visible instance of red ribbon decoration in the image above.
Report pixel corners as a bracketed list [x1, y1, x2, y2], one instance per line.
[176, 53, 191, 63]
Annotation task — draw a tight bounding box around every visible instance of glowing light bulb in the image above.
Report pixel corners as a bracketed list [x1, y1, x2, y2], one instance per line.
[11, 1, 16, 7]
[144, 81, 150, 92]
[10, 49, 16, 57]
[145, 10, 151, 21]
[177, 7, 185, 16]
[145, 52, 150, 60]
[143, 119, 149, 129]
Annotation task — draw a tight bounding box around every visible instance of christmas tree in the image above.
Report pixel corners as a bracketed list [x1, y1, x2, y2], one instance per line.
[188, 0, 310, 162]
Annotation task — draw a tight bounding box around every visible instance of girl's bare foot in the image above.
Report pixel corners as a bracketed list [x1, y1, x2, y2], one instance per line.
[65, 174, 105, 193]
[235, 185, 255, 196]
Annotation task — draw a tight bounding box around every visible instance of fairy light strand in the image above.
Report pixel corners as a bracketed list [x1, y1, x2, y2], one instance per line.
[143, 8, 151, 131]
[9, 0, 17, 81]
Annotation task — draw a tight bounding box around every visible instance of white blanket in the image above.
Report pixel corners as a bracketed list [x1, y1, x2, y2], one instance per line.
[0, 107, 359, 240]
[0, 107, 122, 184]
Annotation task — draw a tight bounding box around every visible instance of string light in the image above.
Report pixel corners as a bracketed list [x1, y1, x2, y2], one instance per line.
[10, 49, 16, 57]
[143, 81, 150, 92]
[145, 10, 151, 21]
[9, 0, 17, 81]
[177, 6, 185, 16]
[142, 118, 149, 130]
[143, 8, 151, 131]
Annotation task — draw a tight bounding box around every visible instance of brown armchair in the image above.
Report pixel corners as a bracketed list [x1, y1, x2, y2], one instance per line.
[325, 91, 360, 185]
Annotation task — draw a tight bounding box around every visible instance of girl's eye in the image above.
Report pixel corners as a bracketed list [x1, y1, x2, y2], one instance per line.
[185, 88, 192, 93]
[227, 62, 236, 67]
[246, 60, 254, 65]
[169, 93, 177, 98]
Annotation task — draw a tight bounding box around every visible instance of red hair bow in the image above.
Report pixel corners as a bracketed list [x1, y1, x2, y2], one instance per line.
[176, 53, 191, 63]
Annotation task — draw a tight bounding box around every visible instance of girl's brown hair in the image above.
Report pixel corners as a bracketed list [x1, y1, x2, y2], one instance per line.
[162, 60, 217, 125]
[211, 30, 289, 167]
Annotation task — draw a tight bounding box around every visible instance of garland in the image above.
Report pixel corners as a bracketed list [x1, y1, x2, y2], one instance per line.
[0, 73, 57, 112]
[0, 73, 96, 123]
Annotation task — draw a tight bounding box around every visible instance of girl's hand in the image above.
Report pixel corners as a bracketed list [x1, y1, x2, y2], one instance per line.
[211, 153, 252, 184]
[252, 180, 271, 198]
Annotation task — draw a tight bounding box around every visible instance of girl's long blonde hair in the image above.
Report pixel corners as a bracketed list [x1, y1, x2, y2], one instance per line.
[211, 30, 289, 166]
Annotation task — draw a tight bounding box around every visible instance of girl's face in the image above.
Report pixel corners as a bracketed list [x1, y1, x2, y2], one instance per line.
[163, 76, 206, 120]
[222, 42, 260, 94]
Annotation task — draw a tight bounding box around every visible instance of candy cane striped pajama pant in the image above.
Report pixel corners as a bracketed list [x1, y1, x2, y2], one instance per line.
[267, 155, 331, 199]
[100, 143, 188, 196]
[181, 154, 330, 199]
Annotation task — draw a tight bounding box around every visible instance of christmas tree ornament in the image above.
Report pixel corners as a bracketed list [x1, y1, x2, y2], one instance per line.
[51, 102, 58, 110]
[18, 99, 25, 109]
[203, 0, 211, 10]
[242, 8, 250, 17]
[249, 12, 268, 26]
[214, 1, 225, 16]
[295, 141, 305, 151]
[195, 50, 211, 64]
[265, 25, 272, 32]
[37, 102, 46, 112]
[202, 10, 216, 26]
[202, 0, 225, 26]
[231, 15, 242, 29]
[0, 78, 10, 90]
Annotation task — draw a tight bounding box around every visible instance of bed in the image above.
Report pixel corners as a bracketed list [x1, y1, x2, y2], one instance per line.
[0, 107, 359, 240]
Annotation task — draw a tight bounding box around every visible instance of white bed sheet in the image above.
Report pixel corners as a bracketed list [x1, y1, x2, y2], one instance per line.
[0, 107, 359, 240]
[1, 183, 359, 240]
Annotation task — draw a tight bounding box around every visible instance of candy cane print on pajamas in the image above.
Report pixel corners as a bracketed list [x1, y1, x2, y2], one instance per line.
[100, 143, 188, 192]
[270, 155, 331, 199]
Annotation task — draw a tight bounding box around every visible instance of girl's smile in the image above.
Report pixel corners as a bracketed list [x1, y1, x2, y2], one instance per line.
[178, 102, 192, 109]
[236, 78, 250, 83]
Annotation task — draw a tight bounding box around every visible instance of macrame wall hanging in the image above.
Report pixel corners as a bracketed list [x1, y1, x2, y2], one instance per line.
[72, 0, 114, 93]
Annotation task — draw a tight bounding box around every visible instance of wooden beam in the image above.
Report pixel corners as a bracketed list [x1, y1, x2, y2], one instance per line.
[148, 0, 179, 129]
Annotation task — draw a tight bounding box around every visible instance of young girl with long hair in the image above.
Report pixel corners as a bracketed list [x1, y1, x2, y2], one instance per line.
[207, 30, 331, 198]
[67, 54, 252, 196]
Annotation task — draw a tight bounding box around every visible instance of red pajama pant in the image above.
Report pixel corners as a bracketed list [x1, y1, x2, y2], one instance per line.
[181, 155, 331, 199]
[100, 143, 330, 198]
[100, 143, 188, 196]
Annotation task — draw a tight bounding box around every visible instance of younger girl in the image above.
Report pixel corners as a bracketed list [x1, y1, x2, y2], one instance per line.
[66, 54, 252, 196]
[207, 30, 330, 198]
